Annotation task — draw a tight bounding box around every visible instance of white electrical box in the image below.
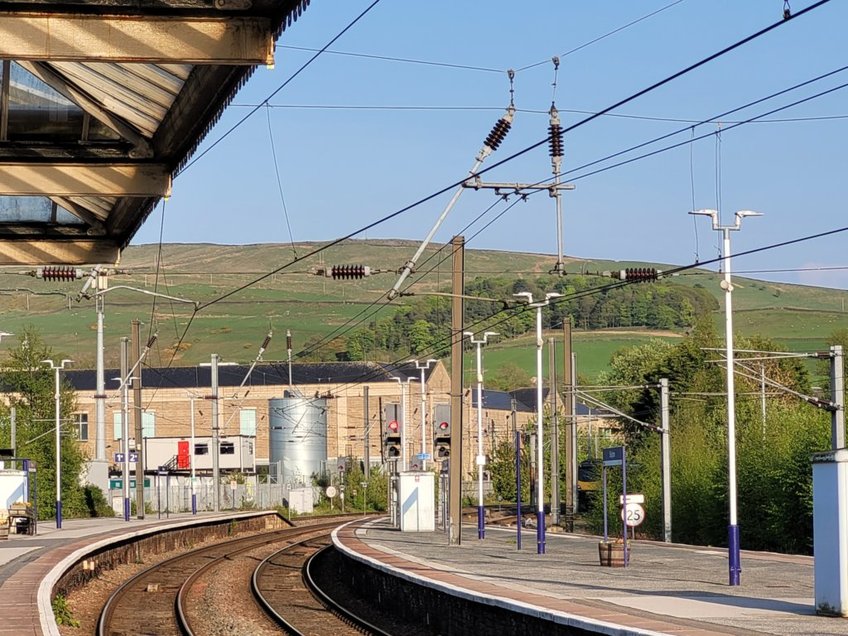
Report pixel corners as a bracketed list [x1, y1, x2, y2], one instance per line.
[812, 449, 848, 616]
[398, 471, 435, 532]
[0, 470, 27, 509]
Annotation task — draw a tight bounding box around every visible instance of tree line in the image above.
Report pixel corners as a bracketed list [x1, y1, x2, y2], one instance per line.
[488, 318, 840, 555]
[305, 274, 718, 361]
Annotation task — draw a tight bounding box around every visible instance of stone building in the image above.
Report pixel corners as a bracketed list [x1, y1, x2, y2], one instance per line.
[63, 361, 451, 483]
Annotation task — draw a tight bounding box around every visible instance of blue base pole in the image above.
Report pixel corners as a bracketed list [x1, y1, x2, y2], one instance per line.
[191, 493, 197, 515]
[123, 497, 131, 522]
[55, 500, 62, 529]
[477, 505, 485, 539]
[537, 510, 546, 554]
[728, 524, 741, 585]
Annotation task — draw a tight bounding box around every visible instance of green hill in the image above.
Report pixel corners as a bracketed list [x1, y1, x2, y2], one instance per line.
[0, 240, 844, 381]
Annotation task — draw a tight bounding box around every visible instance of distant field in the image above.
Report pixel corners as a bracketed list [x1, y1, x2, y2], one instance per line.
[482, 330, 682, 383]
[0, 241, 846, 379]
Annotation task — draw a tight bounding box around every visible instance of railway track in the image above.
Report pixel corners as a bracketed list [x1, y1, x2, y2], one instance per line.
[252, 534, 390, 635]
[95, 519, 354, 636]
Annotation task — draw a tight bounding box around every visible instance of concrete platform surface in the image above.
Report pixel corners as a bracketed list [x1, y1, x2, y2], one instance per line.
[342, 520, 846, 636]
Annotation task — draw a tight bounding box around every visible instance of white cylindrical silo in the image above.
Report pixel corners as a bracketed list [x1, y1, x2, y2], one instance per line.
[269, 397, 328, 487]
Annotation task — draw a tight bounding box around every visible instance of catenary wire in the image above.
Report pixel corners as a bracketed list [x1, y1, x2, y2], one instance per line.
[196, 7, 822, 313]
[265, 222, 848, 412]
[515, 0, 687, 72]
[140, 5, 831, 391]
[266, 104, 298, 259]
[176, 0, 384, 177]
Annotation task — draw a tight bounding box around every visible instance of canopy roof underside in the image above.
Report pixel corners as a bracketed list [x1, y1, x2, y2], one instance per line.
[0, 0, 309, 265]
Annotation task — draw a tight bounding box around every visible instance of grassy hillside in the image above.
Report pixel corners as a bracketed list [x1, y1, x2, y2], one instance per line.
[0, 241, 844, 381]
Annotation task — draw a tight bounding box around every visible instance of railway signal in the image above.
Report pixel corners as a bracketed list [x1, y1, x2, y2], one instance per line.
[382, 403, 401, 459]
[433, 404, 451, 460]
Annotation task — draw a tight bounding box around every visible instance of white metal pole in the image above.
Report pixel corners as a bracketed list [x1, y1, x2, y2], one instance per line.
[95, 294, 106, 466]
[211, 354, 220, 512]
[400, 381, 407, 471]
[120, 338, 130, 522]
[535, 303, 545, 554]
[190, 395, 197, 515]
[476, 340, 485, 539]
[420, 365, 427, 470]
[723, 228, 740, 585]
[660, 378, 672, 543]
[54, 365, 62, 529]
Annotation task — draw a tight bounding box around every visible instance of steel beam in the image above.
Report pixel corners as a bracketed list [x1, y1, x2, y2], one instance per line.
[0, 14, 275, 65]
[0, 163, 171, 197]
[0, 239, 120, 265]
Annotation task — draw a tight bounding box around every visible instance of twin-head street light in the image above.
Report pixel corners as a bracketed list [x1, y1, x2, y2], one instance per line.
[42, 358, 72, 529]
[513, 291, 562, 554]
[463, 331, 498, 539]
[408, 358, 437, 471]
[690, 208, 762, 586]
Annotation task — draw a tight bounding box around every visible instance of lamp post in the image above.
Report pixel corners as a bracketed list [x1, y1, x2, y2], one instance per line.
[514, 292, 562, 554]
[409, 358, 437, 471]
[463, 331, 498, 539]
[42, 358, 72, 529]
[690, 207, 762, 586]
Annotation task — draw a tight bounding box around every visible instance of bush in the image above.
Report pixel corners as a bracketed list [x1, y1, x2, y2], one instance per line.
[83, 485, 115, 518]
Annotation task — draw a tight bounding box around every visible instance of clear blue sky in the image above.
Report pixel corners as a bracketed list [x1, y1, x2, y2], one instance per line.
[132, 0, 848, 289]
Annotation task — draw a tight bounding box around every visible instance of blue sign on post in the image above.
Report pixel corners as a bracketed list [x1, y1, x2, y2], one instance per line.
[602, 446, 624, 467]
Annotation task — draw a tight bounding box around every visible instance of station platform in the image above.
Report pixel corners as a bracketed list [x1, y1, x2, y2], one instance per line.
[334, 519, 847, 636]
[0, 512, 259, 636]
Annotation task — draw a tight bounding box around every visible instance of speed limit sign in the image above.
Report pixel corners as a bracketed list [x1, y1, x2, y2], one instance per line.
[621, 502, 645, 527]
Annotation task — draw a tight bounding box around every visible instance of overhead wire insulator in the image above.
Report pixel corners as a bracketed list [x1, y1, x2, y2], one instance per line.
[549, 123, 563, 158]
[483, 113, 513, 152]
[36, 266, 84, 282]
[623, 267, 659, 282]
[330, 264, 371, 280]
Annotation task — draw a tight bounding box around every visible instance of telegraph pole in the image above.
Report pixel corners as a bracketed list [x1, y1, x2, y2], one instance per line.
[363, 386, 370, 479]
[831, 345, 845, 450]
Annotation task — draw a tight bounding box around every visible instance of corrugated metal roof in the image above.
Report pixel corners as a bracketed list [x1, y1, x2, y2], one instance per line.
[0, 0, 311, 264]
[62, 361, 427, 392]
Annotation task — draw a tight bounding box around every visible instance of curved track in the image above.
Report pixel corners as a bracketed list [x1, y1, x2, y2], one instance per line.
[96, 520, 347, 636]
[252, 532, 390, 635]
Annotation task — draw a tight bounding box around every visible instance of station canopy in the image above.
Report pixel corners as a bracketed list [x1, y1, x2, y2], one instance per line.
[0, 0, 309, 265]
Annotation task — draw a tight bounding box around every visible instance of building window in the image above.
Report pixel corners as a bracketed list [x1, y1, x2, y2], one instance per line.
[75, 413, 89, 441]
[114, 411, 155, 439]
[239, 408, 257, 436]
[195, 443, 208, 455]
[220, 441, 235, 455]
[113, 413, 123, 440]
[142, 411, 155, 438]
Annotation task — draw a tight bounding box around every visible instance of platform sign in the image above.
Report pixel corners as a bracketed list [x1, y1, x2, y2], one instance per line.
[621, 502, 645, 527]
[602, 446, 624, 467]
[109, 478, 150, 489]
